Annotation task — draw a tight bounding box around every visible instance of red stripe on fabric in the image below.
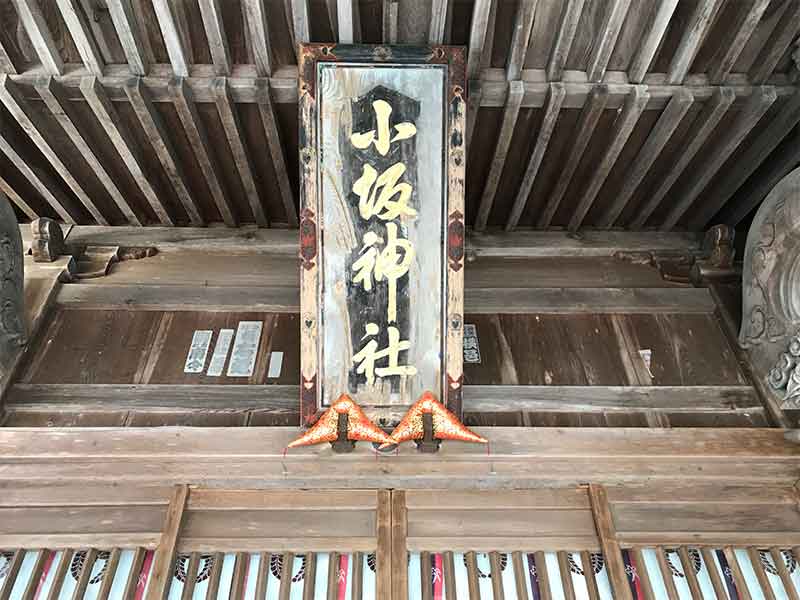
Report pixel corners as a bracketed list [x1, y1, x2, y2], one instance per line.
[337, 554, 349, 600]
[134, 551, 155, 600]
[432, 554, 443, 600]
[33, 551, 55, 600]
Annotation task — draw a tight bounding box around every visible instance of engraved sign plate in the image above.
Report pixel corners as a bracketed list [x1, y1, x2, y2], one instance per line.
[207, 328, 234, 377]
[227, 321, 263, 378]
[184, 330, 212, 374]
[299, 45, 466, 424]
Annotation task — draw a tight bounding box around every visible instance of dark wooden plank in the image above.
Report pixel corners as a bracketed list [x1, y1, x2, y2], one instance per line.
[302, 553, 316, 600]
[547, 0, 587, 81]
[654, 547, 679, 600]
[392, 491, 408, 600]
[55, 0, 104, 75]
[723, 548, 753, 600]
[326, 552, 339, 600]
[11, 0, 63, 74]
[708, 0, 770, 83]
[107, 0, 149, 75]
[180, 553, 200, 600]
[586, 0, 631, 82]
[512, 552, 528, 600]
[770, 547, 799, 600]
[667, 0, 724, 84]
[506, 0, 537, 80]
[628, 0, 679, 82]
[203, 552, 223, 600]
[581, 551, 600, 600]
[465, 552, 480, 600]
[145, 484, 189, 600]
[747, 547, 776, 600]
[421, 551, 433, 600]
[198, 0, 231, 75]
[490, 552, 505, 600]
[152, 0, 190, 77]
[243, 0, 273, 77]
[228, 553, 248, 600]
[749, 1, 800, 83]
[351, 552, 363, 600]
[279, 552, 294, 600]
[557, 551, 576, 600]
[96, 548, 122, 600]
[533, 552, 552, 600]
[467, 0, 492, 79]
[678, 547, 704, 600]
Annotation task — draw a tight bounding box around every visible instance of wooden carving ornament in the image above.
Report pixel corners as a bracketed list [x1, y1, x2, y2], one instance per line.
[382, 391, 487, 447]
[287, 394, 394, 448]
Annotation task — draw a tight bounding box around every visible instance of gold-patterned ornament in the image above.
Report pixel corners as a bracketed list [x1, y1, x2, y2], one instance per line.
[287, 394, 394, 448]
[382, 391, 487, 447]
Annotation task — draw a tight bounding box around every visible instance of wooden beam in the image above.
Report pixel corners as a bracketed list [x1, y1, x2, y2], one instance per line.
[376, 490, 392, 599]
[145, 484, 189, 600]
[587, 0, 631, 82]
[35, 76, 142, 226]
[198, 0, 231, 76]
[382, 0, 398, 44]
[708, 0, 770, 84]
[692, 90, 800, 229]
[569, 85, 649, 231]
[546, 0, 587, 81]
[630, 87, 735, 229]
[474, 80, 524, 231]
[243, 0, 273, 77]
[11, 0, 63, 75]
[106, 0, 149, 75]
[627, 0, 679, 83]
[465, 79, 482, 148]
[55, 0, 104, 76]
[391, 491, 408, 600]
[152, 0, 190, 77]
[0, 74, 107, 224]
[466, 0, 492, 80]
[599, 88, 693, 228]
[666, 0, 723, 84]
[537, 84, 609, 228]
[750, 1, 800, 84]
[125, 77, 203, 225]
[588, 485, 633, 600]
[80, 76, 174, 225]
[0, 176, 37, 220]
[0, 39, 19, 74]
[506, 82, 565, 230]
[327, 0, 339, 39]
[212, 77, 269, 227]
[429, 0, 448, 44]
[170, 78, 236, 227]
[506, 0, 537, 80]
[338, 0, 361, 43]
[256, 78, 297, 227]
[291, 0, 311, 47]
[673, 86, 777, 231]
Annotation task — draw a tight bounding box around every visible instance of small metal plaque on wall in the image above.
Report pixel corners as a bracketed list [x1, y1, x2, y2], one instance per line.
[298, 44, 466, 425]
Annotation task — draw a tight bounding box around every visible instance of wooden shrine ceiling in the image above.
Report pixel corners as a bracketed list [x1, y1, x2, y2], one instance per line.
[0, 0, 798, 232]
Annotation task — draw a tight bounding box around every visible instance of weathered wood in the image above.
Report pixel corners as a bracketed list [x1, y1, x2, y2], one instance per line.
[465, 79, 482, 148]
[627, 0, 679, 83]
[466, 0, 492, 80]
[750, 1, 800, 84]
[672, 86, 777, 230]
[0, 193, 24, 394]
[145, 484, 189, 600]
[506, 82, 565, 230]
[382, 0, 398, 44]
[125, 77, 203, 225]
[599, 88, 693, 228]
[11, 0, 63, 75]
[337, 0, 361, 43]
[708, 0, 770, 84]
[429, 0, 448, 44]
[588, 485, 633, 600]
[547, 0, 587, 81]
[152, 0, 190, 77]
[0, 178, 37, 220]
[630, 87, 735, 229]
[538, 84, 609, 228]
[30, 217, 65, 262]
[392, 491, 408, 600]
[107, 0, 149, 75]
[55, 0, 104, 76]
[243, 0, 273, 76]
[80, 76, 174, 225]
[569, 85, 649, 231]
[0, 39, 19, 74]
[169, 78, 236, 226]
[666, 0, 723, 84]
[475, 80, 524, 230]
[198, 0, 231, 75]
[0, 75, 108, 225]
[506, 0, 537, 81]
[586, 0, 631, 82]
[291, 0, 311, 47]
[36, 77, 141, 226]
[212, 77, 268, 226]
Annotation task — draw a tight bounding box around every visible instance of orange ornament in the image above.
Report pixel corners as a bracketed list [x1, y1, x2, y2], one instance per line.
[383, 391, 487, 447]
[287, 394, 393, 448]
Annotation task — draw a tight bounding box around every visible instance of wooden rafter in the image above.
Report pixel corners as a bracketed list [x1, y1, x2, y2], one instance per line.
[589, 485, 633, 600]
[506, 0, 537, 81]
[627, 0, 679, 83]
[11, 0, 63, 75]
[0, 173, 38, 220]
[144, 485, 189, 600]
[666, 0, 723, 84]
[326, 0, 339, 39]
[55, 0, 104, 76]
[80, 76, 174, 226]
[170, 78, 237, 227]
[0, 39, 19, 74]
[466, 0, 492, 80]
[599, 88, 694, 228]
[291, 0, 311, 48]
[474, 80, 524, 231]
[547, 0, 587, 81]
[429, 0, 449, 45]
[750, 1, 800, 84]
[0, 74, 107, 224]
[338, 0, 361, 43]
[630, 87, 735, 229]
[465, 79, 482, 148]
[242, 0, 273, 77]
[382, 0, 399, 44]
[569, 85, 649, 231]
[198, 0, 231, 76]
[671, 87, 777, 230]
[35, 76, 142, 226]
[125, 77, 203, 226]
[538, 84, 609, 228]
[212, 77, 269, 227]
[708, 0, 770, 84]
[106, 0, 149, 76]
[587, 0, 632, 83]
[153, 0, 191, 77]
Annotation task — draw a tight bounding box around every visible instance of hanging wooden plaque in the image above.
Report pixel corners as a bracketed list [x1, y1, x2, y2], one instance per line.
[298, 44, 466, 425]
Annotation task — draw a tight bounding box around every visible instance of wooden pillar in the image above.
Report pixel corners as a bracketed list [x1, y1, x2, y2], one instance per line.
[0, 192, 25, 376]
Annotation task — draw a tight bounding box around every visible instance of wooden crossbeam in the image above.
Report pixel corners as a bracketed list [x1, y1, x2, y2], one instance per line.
[0, 39, 19, 74]
[506, 0, 536, 81]
[586, 0, 631, 82]
[694, 90, 800, 229]
[243, 0, 273, 77]
[599, 88, 693, 228]
[145, 484, 189, 600]
[546, 0, 587, 81]
[55, 0, 104, 76]
[0, 74, 107, 224]
[708, 0, 770, 84]
[588, 485, 633, 600]
[170, 78, 237, 227]
[153, 0, 191, 77]
[627, 0, 678, 83]
[670, 86, 777, 230]
[256, 78, 297, 227]
[382, 0, 399, 44]
[630, 87, 735, 229]
[569, 85, 649, 231]
[377, 490, 392, 599]
[391, 491, 408, 600]
[35, 76, 142, 226]
[537, 84, 609, 228]
[198, 0, 231, 76]
[750, 1, 800, 84]
[338, 0, 361, 43]
[506, 82, 565, 231]
[474, 80, 524, 230]
[666, 0, 723, 84]
[106, 0, 148, 75]
[291, 0, 311, 47]
[466, 0, 492, 80]
[11, 0, 63, 75]
[0, 174, 37, 220]
[212, 77, 269, 227]
[80, 76, 174, 225]
[465, 79, 482, 147]
[429, 0, 449, 44]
